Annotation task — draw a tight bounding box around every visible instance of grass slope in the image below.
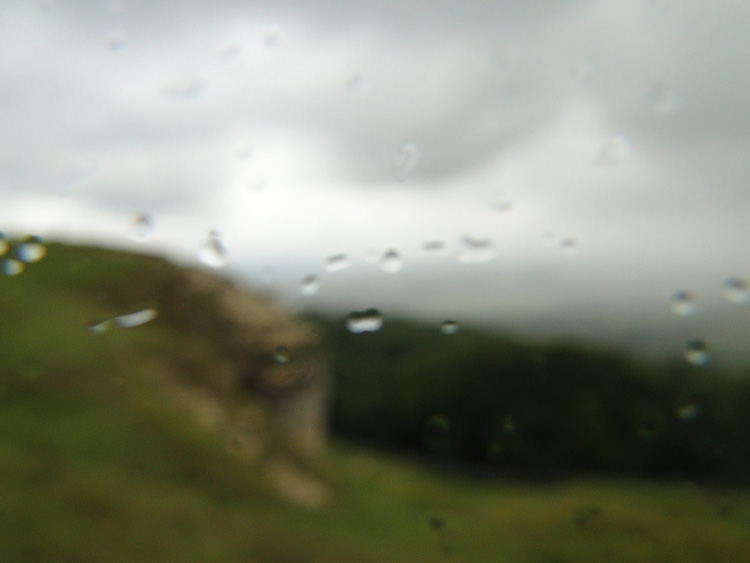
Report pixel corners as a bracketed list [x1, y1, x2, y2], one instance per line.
[0, 242, 748, 562]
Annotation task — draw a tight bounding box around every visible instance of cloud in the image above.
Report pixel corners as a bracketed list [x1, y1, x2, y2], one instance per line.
[2, 0, 750, 362]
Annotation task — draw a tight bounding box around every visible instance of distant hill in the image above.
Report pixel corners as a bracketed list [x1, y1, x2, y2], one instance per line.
[0, 240, 330, 502]
[311, 313, 750, 484]
[1, 240, 749, 562]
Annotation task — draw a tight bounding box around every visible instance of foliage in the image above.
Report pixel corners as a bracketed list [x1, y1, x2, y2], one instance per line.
[310, 315, 750, 484]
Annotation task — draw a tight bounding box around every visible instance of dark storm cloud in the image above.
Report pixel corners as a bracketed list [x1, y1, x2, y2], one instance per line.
[237, 0, 591, 185]
[2, 0, 750, 362]
[14, 0, 748, 195]
[29, 0, 590, 186]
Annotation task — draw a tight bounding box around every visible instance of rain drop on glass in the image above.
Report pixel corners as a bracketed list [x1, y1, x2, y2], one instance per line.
[647, 83, 681, 116]
[197, 230, 228, 268]
[379, 249, 403, 274]
[273, 346, 291, 365]
[684, 339, 710, 366]
[2, 259, 25, 276]
[440, 321, 460, 335]
[458, 235, 494, 264]
[558, 237, 579, 253]
[671, 290, 696, 316]
[300, 274, 320, 296]
[422, 240, 447, 253]
[324, 253, 351, 272]
[722, 277, 750, 305]
[393, 142, 420, 182]
[113, 308, 158, 328]
[346, 309, 384, 333]
[16, 236, 46, 263]
[131, 212, 155, 242]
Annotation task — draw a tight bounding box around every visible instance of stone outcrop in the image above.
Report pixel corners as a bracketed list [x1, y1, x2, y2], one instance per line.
[158, 267, 329, 458]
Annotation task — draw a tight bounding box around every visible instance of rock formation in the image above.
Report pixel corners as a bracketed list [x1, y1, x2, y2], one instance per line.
[157, 267, 329, 458]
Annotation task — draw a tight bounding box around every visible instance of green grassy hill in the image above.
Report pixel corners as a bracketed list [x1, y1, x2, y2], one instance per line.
[1, 241, 748, 562]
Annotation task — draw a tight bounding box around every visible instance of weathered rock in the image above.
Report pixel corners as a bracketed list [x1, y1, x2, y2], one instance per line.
[159, 267, 329, 457]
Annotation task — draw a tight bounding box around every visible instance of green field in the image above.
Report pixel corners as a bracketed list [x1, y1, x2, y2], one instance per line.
[1, 241, 748, 562]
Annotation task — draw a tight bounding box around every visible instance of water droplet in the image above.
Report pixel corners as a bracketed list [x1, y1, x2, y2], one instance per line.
[424, 415, 452, 454]
[131, 212, 155, 242]
[675, 401, 702, 421]
[558, 237, 579, 253]
[15, 235, 47, 263]
[161, 76, 205, 100]
[671, 290, 697, 316]
[262, 28, 280, 48]
[346, 309, 384, 333]
[196, 230, 227, 268]
[324, 253, 351, 272]
[594, 135, 631, 167]
[458, 235, 494, 264]
[722, 277, 750, 305]
[300, 274, 320, 296]
[3, 259, 25, 276]
[234, 140, 253, 160]
[88, 320, 112, 335]
[379, 249, 403, 273]
[0, 233, 8, 256]
[491, 191, 513, 212]
[440, 321, 459, 335]
[273, 346, 291, 365]
[393, 142, 420, 182]
[647, 83, 681, 116]
[422, 240, 446, 253]
[105, 29, 128, 50]
[685, 339, 710, 366]
[113, 308, 158, 328]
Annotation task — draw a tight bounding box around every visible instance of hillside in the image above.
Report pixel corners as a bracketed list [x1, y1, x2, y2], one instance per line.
[1, 240, 749, 562]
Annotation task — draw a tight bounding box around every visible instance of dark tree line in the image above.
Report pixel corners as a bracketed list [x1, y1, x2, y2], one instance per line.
[309, 316, 750, 484]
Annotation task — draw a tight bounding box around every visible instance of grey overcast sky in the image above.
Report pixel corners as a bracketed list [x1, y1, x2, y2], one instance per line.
[2, 0, 750, 363]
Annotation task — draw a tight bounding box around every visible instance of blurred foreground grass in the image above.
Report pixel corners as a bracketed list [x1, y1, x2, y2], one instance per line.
[0, 242, 748, 562]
